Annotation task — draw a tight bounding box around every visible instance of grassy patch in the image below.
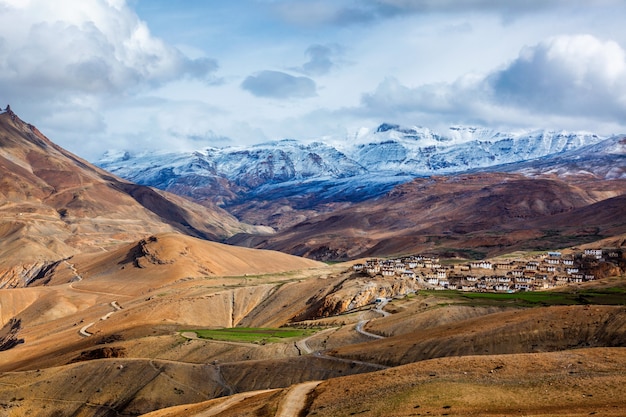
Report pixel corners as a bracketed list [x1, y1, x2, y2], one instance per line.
[419, 289, 626, 307]
[183, 327, 318, 344]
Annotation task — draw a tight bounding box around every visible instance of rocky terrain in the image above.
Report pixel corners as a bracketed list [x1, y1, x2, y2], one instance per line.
[228, 172, 626, 260]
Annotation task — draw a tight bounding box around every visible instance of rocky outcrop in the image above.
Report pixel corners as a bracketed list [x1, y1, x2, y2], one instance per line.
[71, 346, 126, 363]
[0, 318, 24, 351]
[0, 261, 61, 288]
[295, 274, 419, 320]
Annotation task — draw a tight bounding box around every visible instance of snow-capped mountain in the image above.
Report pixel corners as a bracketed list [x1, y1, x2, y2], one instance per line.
[99, 139, 366, 189]
[337, 124, 603, 173]
[494, 135, 626, 179]
[96, 124, 608, 207]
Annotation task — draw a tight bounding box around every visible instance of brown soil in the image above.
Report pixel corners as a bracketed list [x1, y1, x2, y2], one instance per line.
[0, 263, 625, 416]
[328, 305, 626, 367]
[0, 111, 269, 286]
[138, 348, 626, 416]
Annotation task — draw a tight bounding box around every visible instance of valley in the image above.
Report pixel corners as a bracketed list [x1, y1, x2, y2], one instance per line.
[0, 109, 624, 416]
[0, 235, 624, 416]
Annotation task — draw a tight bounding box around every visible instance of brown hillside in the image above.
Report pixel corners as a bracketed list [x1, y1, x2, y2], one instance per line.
[140, 347, 626, 417]
[1, 265, 624, 416]
[40, 232, 323, 290]
[0, 111, 269, 287]
[238, 173, 626, 260]
[328, 305, 626, 367]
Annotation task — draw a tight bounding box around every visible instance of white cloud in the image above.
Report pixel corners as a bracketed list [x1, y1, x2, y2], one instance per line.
[1, 0, 625, 161]
[357, 34, 626, 133]
[0, 0, 218, 154]
[490, 35, 626, 118]
[0, 0, 217, 95]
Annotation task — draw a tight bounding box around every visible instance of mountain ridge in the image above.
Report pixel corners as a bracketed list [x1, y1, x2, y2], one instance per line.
[96, 123, 609, 210]
[0, 109, 271, 287]
[96, 123, 623, 234]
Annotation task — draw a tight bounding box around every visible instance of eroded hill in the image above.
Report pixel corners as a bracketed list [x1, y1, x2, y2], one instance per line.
[0, 110, 271, 288]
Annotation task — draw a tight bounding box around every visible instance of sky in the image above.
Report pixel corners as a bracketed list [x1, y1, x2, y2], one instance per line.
[1, 0, 626, 160]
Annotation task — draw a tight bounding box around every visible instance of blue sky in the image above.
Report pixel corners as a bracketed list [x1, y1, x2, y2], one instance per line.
[1, 0, 626, 159]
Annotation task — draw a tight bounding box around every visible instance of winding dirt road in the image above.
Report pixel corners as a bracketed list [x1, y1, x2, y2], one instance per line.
[275, 380, 322, 417]
[354, 299, 389, 339]
[78, 300, 122, 337]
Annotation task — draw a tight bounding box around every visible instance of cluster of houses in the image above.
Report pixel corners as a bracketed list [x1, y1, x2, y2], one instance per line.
[352, 249, 623, 293]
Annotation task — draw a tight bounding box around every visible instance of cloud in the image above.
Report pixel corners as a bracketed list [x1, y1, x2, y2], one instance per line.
[489, 34, 626, 119]
[358, 34, 626, 131]
[0, 0, 218, 98]
[360, 75, 488, 122]
[0, 0, 219, 155]
[241, 70, 317, 98]
[297, 44, 343, 76]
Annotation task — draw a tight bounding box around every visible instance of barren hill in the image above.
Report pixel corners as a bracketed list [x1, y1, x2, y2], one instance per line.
[36, 232, 323, 290]
[0, 110, 270, 287]
[140, 347, 626, 417]
[230, 173, 626, 260]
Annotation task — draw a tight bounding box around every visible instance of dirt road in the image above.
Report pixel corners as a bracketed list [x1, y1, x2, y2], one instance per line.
[275, 380, 321, 417]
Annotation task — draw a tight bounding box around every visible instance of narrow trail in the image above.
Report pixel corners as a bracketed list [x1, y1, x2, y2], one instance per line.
[68, 283, 130, 298]
[179, 332, 256, 349]
[195, 394, 248, 417]
[63, 260, 82, 282]
[101, 312, 115, 320]
[295, 327, 336, 355]
[22, 396, 118, 414]
[355, 319, 385, 339]
[275, 380, 322, 417]
[354, 300, 389, 340]
[79, 322, 95, 337]
[314, 352, 389, 370]
[375, 299, 392, 317]
[65, 262, 131, 299]
[78, 300, 122, 337]
[179, 329, 387, 370]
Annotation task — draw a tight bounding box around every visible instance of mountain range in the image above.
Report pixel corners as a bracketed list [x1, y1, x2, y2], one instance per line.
[96, 123, 626, 259]
[0, 108, 272, 287]
[97, 124, 608, 209]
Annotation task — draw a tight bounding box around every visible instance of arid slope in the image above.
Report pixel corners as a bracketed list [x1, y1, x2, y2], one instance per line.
[231, 173, 626, 260]
[0, 110, 270, 287]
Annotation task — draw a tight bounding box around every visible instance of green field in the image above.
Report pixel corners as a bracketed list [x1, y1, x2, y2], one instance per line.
[183, 327, 317, 344]
[420, 288, 626, 307]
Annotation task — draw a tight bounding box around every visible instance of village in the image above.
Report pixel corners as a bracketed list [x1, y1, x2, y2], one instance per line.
[353, 248, 624, 293]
